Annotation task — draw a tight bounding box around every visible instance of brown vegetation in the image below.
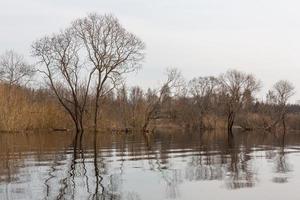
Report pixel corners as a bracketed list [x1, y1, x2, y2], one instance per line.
[0, 13, 299, 135]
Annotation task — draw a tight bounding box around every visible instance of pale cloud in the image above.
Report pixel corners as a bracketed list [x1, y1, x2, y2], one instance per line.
[1, 0, 300, 101]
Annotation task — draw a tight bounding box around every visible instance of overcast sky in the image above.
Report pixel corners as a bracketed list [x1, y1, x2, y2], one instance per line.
[1, 0, 300, 101]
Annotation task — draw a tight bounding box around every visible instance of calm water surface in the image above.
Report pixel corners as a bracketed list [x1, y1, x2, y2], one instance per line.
[1, 130, 300, 200]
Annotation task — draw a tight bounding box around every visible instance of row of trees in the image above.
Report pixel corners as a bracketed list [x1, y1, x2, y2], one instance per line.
[0, 13, 297, 135]
[123, 69, 295, 135]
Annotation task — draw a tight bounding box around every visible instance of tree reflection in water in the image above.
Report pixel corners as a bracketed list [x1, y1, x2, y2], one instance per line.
[224, 135, 257, 189]
[0, 130, 298, 199]
[54, 132, 125, 200]
[272, 132, 291, 184]
[183, 133, 257, 190]
[143, 132, 182, 199]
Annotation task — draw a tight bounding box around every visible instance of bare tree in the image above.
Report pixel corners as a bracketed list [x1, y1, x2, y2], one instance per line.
[188, 76, 218, 129]
[219, 70, 261, 135]
[31, 13, 144, 132]
[72, 13, 145, 132]
[128, 86, 145, 128]
[0, 50, 34, 86]
[116, 84, 129, 128]
[142, 68, 183, 133]
[32, 28, 95, 132]
[0, 50, 35, 131]
[266, 80, 295, 132]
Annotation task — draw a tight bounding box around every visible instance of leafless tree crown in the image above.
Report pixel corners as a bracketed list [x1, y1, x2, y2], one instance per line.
[0, 50, 35, 86]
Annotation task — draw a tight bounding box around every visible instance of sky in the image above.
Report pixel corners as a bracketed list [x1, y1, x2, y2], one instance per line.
[1, 0, 300, 102]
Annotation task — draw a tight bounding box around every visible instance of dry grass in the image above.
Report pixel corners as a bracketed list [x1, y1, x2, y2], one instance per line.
[0, 84, 70, 132]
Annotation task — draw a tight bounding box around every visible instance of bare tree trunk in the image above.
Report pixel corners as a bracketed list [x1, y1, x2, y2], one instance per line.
[282, 114, 286, 135]
[94, 94, 100, 132]
[227, 112, 235, 137]
[199, 112, 205, 130]
[265, 107, 286, 132]
[142, 116, 151, 133]
[93, 72, 102, 132]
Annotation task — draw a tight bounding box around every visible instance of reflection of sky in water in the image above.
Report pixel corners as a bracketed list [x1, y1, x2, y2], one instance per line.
[0, 132, 300, 199]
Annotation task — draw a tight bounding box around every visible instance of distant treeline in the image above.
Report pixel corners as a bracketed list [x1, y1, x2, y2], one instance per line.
[0, 70, 298, 134]
[0, 13, 298, 134]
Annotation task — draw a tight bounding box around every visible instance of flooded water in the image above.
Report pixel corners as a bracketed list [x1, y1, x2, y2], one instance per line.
[1, 130, 300, 200]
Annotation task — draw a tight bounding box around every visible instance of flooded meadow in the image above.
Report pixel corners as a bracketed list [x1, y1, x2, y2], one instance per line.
[1, 130, 300, 200]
